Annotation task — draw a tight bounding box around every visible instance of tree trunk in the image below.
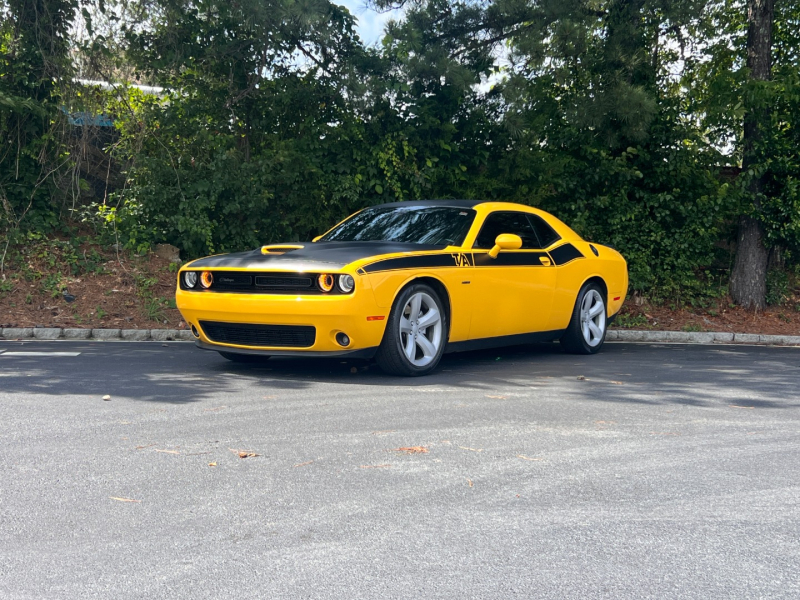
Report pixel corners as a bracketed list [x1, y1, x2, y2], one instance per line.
[729, 0, 775, 310]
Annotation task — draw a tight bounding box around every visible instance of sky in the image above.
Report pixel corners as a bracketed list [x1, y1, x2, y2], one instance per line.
[336, 0, 399, 46]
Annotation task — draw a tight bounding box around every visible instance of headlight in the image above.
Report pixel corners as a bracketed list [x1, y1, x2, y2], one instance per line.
[183, 271, 198, 288]
[317, 273, 334, 293]
[200, 271, 214, 289]
[337, 274, 355, 293]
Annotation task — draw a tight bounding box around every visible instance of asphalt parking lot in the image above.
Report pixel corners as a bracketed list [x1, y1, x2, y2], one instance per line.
[1, 340, 798, 599]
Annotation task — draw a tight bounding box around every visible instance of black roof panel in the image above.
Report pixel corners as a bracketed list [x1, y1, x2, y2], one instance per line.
[375, 199, 486, 209]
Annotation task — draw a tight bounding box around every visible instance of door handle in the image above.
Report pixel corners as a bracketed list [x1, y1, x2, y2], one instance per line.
[539, 256, 552, 266]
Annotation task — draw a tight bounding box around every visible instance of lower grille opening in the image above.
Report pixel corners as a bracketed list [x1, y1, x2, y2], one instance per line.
[200, 321, 316, 348]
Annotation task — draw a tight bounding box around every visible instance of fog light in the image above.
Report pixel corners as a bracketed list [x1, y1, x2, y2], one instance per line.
[318, 273, 334, 292]
[335, 332, 351, 347]
[200, 271, 213, 289]
[183, 271, 198, 288]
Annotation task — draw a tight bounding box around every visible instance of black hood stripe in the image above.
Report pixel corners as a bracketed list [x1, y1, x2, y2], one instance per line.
[187, 241, 446, 270]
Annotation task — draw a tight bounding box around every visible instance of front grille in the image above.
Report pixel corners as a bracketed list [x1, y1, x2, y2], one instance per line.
[182, 271, 323, 293]
[214, 274, 253, 289]
[200, 321, 316, 348]
[254, 276, 313, 289]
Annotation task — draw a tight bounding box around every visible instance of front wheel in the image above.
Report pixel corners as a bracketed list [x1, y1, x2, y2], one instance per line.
[375, 283, 448, 376]
[559, 282, 607, 354]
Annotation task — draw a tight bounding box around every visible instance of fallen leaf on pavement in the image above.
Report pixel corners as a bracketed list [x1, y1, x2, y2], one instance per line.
[394, 446, 429, 454]
[135, 444, 156, 450]
[466, 479, 474, 487]
[459, 446, 483, 452]
[517, 455, 543, 461]
[110, 497, 140, 503]
[208, 462, 217, 467]
[229, 448, 261, 458]
[293, 461, 313, 468]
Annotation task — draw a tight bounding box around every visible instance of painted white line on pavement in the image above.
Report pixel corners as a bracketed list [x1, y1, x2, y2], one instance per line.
[1, 352, 82, 357]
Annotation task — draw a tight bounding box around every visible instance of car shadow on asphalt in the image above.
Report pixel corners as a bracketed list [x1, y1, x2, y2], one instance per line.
[1, 340, 798, 409]
[216, 342, 800, 410]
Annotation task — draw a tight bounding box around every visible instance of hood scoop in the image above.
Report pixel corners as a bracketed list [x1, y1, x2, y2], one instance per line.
[260, 244, 304, 255]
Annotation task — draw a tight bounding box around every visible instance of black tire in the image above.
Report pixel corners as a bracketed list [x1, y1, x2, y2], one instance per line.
[375, 283, 448, 376]
[559, 282, 608, 355]
[218, 351, 271, 363]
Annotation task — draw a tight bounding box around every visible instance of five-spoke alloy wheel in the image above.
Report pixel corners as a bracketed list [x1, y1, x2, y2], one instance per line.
[376, 283, 447, 376]
[560, 282, 607, 354]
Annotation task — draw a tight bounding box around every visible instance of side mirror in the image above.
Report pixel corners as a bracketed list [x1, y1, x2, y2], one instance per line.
[312, 235, 322, 242]
[488, 233, 522, 259]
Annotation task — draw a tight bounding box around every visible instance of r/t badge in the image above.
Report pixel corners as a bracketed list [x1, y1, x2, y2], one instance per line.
[451, 253, 473, 267]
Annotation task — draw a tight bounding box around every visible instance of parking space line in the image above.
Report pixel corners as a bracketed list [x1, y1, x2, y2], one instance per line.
[0, 352, 82, 357]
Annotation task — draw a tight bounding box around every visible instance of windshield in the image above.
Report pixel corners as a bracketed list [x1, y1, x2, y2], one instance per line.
[320, 206, 476, 246]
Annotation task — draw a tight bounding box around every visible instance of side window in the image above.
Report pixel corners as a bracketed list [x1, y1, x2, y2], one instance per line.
[527, 214, 560, 248]
[474, 212, 540, 249]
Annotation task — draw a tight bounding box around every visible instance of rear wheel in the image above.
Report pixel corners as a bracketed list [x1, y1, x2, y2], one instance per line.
[218, 351, 270, 363]
[375, 283, 447, 376]
[559, 282, 607, 354]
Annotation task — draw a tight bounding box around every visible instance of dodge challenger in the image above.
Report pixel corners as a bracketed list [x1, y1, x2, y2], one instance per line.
[176, 200, 628, 376]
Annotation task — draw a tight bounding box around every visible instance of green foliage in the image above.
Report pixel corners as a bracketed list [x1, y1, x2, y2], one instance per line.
[766, 269, 790, 306]
[0, 0, 79, 239]
[4, 0, 800, 306]
[613, 313, 649, 329]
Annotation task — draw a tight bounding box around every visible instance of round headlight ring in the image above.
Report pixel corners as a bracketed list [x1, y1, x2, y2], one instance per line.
[200, 271, 214, 289]
[337, 274, 355, 293]
[183, 271, 198, 288]
[318, 273, 334, 293]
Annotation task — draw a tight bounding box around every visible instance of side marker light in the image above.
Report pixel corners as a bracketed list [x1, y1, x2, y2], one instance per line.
[366, 316, 386, 321]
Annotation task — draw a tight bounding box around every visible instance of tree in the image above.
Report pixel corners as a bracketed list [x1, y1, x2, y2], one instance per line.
[1, 0, 80, 242]
[728, 0, 775, 309]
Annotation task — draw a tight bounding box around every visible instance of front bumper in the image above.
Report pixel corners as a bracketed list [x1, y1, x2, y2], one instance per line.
[193, 339, 377, 358]
[176, 286, 388, 355]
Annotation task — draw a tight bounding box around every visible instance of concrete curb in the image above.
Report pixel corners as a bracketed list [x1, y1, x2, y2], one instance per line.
[606, 329, 800, 346]
[0, 327, 195, 342]
[0, 327, 798, 346]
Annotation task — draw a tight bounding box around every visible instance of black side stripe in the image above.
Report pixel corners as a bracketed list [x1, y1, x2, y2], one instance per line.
[362, 254, 459, 273]
[549, 243, 584, 265]
[363, 244, 584, 273]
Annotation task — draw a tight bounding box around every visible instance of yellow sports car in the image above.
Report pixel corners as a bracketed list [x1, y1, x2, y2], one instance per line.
[176, 200, 628, 376]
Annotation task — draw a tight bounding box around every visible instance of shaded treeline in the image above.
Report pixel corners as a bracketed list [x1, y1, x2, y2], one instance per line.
[1, 0, 799, 306]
